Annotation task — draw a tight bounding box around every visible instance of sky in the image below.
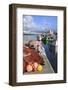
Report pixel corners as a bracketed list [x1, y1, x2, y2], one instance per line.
[23, 15, 57, 32]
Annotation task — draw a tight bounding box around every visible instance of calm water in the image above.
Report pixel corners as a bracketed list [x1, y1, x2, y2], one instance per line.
[23, 34, 37, 44]
[43, 45, 57, 73]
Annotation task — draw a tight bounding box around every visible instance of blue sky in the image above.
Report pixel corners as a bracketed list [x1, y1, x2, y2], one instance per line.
[23, 15, 57, 32]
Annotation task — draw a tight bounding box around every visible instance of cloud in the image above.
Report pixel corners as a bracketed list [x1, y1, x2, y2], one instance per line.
[23, 15, 52, 32]
[23, 16, 37, 31]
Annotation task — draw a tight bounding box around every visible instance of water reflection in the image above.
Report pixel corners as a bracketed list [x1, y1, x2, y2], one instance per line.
[43, 44, 57, 73]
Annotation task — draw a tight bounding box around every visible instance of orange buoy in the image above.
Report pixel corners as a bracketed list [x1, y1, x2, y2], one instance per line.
[26, 64, 33, 72]
[33, 62, 38, 71]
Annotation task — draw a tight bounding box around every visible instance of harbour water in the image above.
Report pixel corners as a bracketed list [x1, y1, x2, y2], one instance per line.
[23, 35, 37, 44]
[43, 44, 57, 73]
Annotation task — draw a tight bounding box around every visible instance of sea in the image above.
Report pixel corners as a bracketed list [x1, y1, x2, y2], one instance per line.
[23, 34, 37, 44]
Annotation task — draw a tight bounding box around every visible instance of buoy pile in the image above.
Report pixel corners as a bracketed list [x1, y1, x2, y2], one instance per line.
[26, 62, 43, 72]
[23, 46, 44, 73]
